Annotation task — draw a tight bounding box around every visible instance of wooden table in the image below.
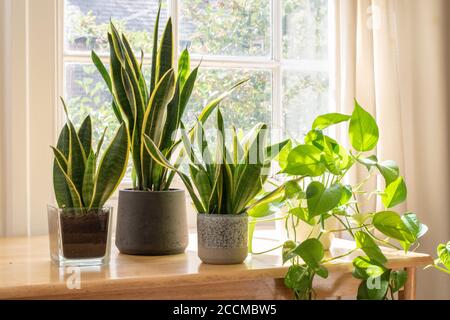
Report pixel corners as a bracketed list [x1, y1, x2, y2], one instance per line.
[0, 231, 432, 300]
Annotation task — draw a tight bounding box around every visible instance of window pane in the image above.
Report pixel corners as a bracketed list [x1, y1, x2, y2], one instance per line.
[283, 0, 328, 60]
[179, 0, 271, 57]
[184, 68, 272, 131]
[65, 62, 135, 178]
[283, 70, 329, 140]
[65, 63, 120, 143]
[64, 0, 167, 54]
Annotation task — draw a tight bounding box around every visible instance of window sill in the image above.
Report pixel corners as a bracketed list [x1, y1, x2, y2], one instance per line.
[0, 230, 431, 300]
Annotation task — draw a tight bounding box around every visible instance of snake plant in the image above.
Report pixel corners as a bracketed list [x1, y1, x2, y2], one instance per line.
[52, 100, 129, 209]
[92, 2, 244, 191]
[144, 109, 288, 214]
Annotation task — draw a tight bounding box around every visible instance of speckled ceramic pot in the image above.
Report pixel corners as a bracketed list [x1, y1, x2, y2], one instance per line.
[197, 213, 248, 265]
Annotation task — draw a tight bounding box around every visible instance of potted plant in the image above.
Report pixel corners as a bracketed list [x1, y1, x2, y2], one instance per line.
[48, 100, 129, 267]
[92, 4, 245, 255]
[251, 100, 430, 299]
[144, 109, 288, 264]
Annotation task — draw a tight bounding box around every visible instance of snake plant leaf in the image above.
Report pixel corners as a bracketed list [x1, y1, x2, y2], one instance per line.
[121, 33, 148, 102]
[232, 126, 243, 165]
[156, 18, 173, 82]
[197, 78, 249, 123]
[78, 115, 92, 157]
[144, 134, 205, 212]
[96, 127, 108, 158]
[52, 125, 72, 208]
[349, 100, 379, 152]
[232, 164, 263, 214]
[56, 123, 70, 157]
[121, 66, 144, 189]
[354, 231, 387, 265]
[53, 153, 83, 208]
[51, 146, 73, 208]
[91, 50, 123, 123]
[150, 1, 161, 94]
[108, 34, 133, 128]
[160, 61, 198, 153]
[178, 48, 190, 90]
[82, 150, 96, 208]
[90, 124, 129, 209]
[190, 166, 212, 211]
[68, 121, 86, 194]
[91, 50, 111, 90]
[144, 68, 176, 144]
[141, 69, 175, 188]
[178, 65, 199, 122]
[312, 113, 351, 130]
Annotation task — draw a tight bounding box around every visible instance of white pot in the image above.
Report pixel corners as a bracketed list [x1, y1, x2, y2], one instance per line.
[275, 210, 337, 251]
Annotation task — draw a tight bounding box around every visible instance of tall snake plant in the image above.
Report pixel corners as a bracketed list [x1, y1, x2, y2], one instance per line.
[52, 100, 129, 209]
[92, 3, 244, 191]
[144, 109, 288, 214]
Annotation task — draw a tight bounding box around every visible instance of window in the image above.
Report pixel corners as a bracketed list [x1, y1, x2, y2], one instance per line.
[62, 0, 331, 171]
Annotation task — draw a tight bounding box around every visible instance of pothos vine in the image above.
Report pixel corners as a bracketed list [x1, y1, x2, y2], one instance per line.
[248, 100, 448, 300]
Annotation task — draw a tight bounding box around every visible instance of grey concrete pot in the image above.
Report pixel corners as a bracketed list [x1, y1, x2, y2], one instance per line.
[115, 189, 188, 255]
[197, 213, 248, 265]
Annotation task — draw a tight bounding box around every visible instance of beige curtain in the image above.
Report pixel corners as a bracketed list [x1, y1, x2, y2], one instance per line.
[334, 0, 450, 299]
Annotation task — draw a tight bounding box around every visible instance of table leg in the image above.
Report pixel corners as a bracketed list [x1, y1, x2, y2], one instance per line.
[399, 267, 416, 300]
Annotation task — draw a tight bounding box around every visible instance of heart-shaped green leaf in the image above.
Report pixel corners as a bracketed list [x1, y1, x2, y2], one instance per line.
[284, 265, 312, 291]
[355, 231, 387, 264]
[437, 242, 450, 270]
[352, 256, 387, 279]
[282, 240, 298, 264]
[401, 212, 428, 239]
[390, 270, 408, 293]
[357, 271, 390, 300]
[376, 160, 399, 186]
[293, 238, 325, 273]
[349, 100, 379, 152]
[283, 145, 325, 177]
[306, 182, 342, 217]
[382, 176, 407, 208]
[312, 113, 351, 130]
[372, 211, 416, 249]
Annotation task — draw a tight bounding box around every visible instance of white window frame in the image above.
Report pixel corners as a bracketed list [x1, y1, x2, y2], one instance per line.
[59, 0, 331, 149]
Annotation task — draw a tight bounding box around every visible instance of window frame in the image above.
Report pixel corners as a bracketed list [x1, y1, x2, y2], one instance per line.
[59, 0, 332, 156]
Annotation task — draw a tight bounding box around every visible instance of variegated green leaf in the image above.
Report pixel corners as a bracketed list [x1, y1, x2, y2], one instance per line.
[82, 150, 96, 208]
[90, 124, 129, 208]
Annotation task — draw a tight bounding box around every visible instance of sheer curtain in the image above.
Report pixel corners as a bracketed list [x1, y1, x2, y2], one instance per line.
[333, 0, 450, 299]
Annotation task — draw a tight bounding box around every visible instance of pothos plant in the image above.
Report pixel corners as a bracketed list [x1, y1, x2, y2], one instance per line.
[258, 100, 430, 300]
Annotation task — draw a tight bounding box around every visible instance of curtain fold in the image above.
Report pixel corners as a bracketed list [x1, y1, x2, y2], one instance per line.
[334, 0, 450, 299]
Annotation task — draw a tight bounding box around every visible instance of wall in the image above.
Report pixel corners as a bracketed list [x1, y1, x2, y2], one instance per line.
[0, 0, 57, 236]
[0, 0, 5, 236]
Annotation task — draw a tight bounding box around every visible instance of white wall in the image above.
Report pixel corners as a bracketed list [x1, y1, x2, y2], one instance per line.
[0, 0, 57, 236]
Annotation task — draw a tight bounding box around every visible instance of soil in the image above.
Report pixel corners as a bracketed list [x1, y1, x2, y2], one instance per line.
[60, 209, 110, 259]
